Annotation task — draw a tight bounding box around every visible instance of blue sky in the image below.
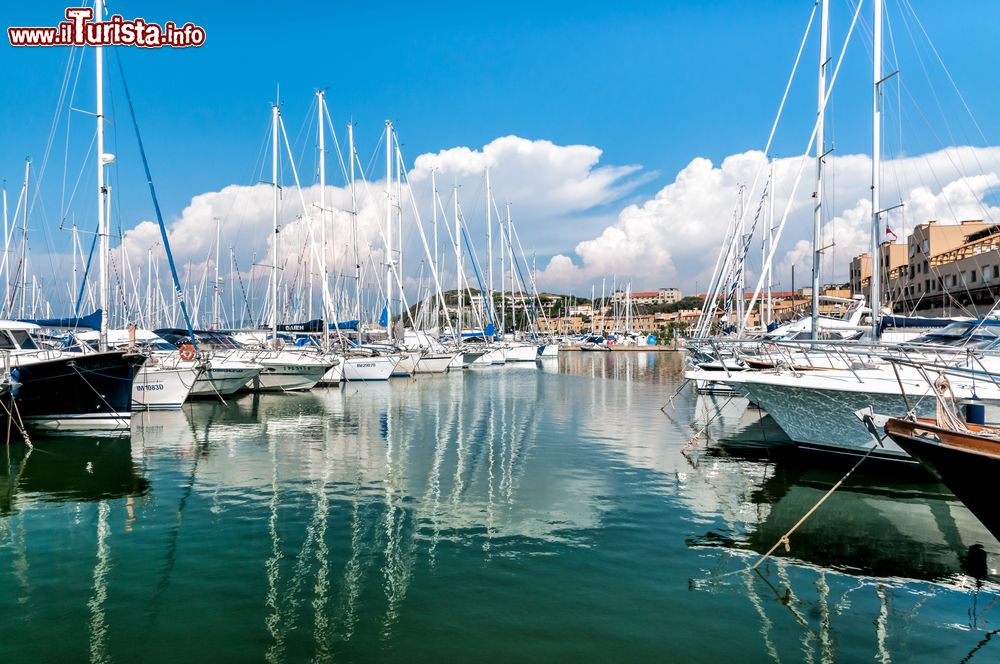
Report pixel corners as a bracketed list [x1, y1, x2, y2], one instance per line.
[2, 0, 1000, 303]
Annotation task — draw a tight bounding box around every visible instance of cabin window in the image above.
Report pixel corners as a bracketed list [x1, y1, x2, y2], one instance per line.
[10, 330, 37, 350]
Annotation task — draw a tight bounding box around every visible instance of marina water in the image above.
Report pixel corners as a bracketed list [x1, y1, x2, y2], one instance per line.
[1, 353, 998, 662]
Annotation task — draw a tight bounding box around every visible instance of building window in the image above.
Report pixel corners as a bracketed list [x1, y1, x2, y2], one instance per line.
[925, 279, 930, 292]
[972, 271, 978, 283]
[924, 260, 929, 273]
[922, 239, 929, 254]
[985, 267, 992, 283]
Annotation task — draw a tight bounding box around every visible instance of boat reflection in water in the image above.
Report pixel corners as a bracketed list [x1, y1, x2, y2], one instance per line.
[679, 397, 1000, 662]
[686, 399, 1000, 584]
[122, 371, 611, 661]
[0, 434, 149, 514]
[2, 355, 1000, 662]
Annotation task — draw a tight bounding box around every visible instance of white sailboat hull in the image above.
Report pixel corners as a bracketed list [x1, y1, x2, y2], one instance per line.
[505, 344, 539, 363]
[245, 351, 331, 392]
[132, 364, 199, 410]
[190, 364, 262, 397]
[342, 355, 398, 381]
[414, 352, 456, 374]
[393, 351, 418, 377]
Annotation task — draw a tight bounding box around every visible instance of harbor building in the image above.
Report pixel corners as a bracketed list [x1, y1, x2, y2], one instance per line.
[849, 220, 998, 316]
[610, 287, 681, 305]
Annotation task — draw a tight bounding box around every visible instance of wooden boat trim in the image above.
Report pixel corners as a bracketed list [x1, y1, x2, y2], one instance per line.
[885, 417, 1000, 460]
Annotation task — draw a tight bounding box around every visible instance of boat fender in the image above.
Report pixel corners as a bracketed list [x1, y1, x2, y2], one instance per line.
[965, 401, 986, 426]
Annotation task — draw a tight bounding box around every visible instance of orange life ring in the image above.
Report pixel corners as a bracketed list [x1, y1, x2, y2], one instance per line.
[179, 344, 196, 361]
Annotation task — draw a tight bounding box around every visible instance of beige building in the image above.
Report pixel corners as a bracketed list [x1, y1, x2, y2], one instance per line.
[850, 242, 907, 302]
[849, 220, 999, 316]
[610, 287, 681, 306]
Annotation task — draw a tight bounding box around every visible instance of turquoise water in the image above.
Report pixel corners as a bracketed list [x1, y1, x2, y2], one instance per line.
[1, 352, 999, 662]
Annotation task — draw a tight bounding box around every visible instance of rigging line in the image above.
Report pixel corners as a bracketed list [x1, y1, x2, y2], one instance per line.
[891, 5, 987, 207]
[321, 100, 350, 186]
[29, 31, 76, 221]
[696, 0, 819, 338]
[900, 0, 992, 148]
[895, 5, 997, 215]
[113, 49, 199, 351]
[742, 0, 864, 334]
[899, 84, 995, 225]
[60, 45, 87, 223]
[60, 132, 99, 230]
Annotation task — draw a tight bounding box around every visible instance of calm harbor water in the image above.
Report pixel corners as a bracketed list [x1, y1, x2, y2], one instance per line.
[1, 352, 999, 662]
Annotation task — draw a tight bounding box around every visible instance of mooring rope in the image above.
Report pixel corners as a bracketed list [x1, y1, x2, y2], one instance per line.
[748, 443, 877, 571]
[685, 394, 736, 448]
[70, 364, 129, 429]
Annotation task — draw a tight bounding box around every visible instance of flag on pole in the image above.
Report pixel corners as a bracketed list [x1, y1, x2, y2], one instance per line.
[885, 226, 898, 241]
[378, 301, 389, 327]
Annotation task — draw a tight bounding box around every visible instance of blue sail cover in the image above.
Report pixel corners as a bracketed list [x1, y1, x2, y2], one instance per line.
[878, 315, 967, 334]
[20, 309, 102, 330]
[276, 319, 361, 332]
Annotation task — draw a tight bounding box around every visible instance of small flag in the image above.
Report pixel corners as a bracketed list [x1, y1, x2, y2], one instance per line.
[886, 227, 898, 241]
[378, 301, 389, 327]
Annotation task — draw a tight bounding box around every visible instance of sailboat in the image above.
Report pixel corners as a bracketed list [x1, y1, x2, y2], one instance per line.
[0, 1, 143, 431]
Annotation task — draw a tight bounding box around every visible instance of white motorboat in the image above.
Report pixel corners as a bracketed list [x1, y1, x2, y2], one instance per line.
[685, 321, 1000, 460]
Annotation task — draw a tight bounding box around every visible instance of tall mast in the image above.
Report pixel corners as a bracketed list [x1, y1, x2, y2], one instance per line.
[146, 247, 152, 328]
[506, 203, 514, 332]
[486, 169, 493, 331]
[811, 0, 829, 340]
[735, 188, 745, 329]
[17, 161, 30, 320]
[229, 247, 236, 327]
[317, 90, 329, 348]
[95, 0, 109, 348]
[271, 102, 280, 347]
[766, 158, 775, 327]
[349, 122, 360, 320]
[870, 0, 882, 340]
[213, 217, 221, 329]
[500, 201, 506, 333]
[454, 185, 462, 335]
[2, 185, 8, 318]
[395, 138, 403, 303]
[431, 169, 438, 327]
[600, 277, 606, 336]
[385, 121, 393, 337]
